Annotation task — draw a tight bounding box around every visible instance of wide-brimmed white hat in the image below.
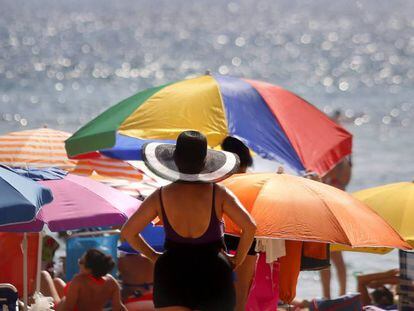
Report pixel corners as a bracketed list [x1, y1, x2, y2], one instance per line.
[142, 131, 240, 183]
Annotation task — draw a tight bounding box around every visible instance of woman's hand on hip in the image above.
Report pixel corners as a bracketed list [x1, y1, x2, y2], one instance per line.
[222, 251, 241, 270]
[148, 251, 163, 263]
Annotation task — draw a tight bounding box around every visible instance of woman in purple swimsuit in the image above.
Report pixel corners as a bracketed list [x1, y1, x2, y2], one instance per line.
[121, 131, 256, 311]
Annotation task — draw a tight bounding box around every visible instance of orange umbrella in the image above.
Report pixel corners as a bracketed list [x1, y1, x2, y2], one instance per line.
[0, 128, 141, 181]
[0, 128, 75, 169]
[221, 173, 411, 249]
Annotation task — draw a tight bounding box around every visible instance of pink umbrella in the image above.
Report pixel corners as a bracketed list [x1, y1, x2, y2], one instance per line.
[0, 169, 141, 300]
[0, 173, 140, 232]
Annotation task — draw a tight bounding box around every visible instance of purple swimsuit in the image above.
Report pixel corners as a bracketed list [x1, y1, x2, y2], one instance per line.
[159, 184, 224, 245]
[153, 183, 235, 310]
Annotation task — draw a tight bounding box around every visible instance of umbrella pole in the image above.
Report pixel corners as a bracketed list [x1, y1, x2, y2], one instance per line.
[22, 232, 28, 311]
[35, 231, 43, 294]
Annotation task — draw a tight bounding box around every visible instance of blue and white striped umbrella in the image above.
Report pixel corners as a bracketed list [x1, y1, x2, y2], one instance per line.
[0, 165, 53, 227]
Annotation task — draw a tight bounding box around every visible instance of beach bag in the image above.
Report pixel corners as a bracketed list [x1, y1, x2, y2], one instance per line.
[246, 253, 279, 311]
[309, 293, 362, 311]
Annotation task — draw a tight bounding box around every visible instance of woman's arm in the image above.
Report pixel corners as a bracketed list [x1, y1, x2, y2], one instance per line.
[357, 269, 399, 305]
[110, 277, 127, 311]
[219, 185, 256, 269]
[120, 190, 162, 263]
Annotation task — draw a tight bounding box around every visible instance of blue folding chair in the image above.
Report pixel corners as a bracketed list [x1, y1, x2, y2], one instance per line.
[118, 224, 165, 254]
[399, 250, 414, 311]
[66, 231, 119, 281]
[0, 283, 18, 311]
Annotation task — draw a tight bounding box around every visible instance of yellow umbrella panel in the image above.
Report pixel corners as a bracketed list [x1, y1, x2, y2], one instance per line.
[332, 182, 414, 254]
[354, 182, 414, 247]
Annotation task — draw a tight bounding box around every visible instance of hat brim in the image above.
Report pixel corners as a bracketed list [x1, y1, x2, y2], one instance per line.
[142, 142, 240, 183]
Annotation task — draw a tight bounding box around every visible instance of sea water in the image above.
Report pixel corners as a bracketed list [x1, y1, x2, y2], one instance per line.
[1, 0, 413, 299]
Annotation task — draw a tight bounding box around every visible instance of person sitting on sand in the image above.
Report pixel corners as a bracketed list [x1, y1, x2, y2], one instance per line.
[41, 248, 126, 311]
[357, 269, 399, 310]
[118, 252, 154, 299]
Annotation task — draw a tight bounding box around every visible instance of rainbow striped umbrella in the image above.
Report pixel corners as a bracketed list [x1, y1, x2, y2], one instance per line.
[0, 128, 141, 181]
[66, 75, 352, 175]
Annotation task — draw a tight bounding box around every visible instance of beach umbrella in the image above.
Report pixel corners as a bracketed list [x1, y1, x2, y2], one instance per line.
[0, 128, 142, 181]
[0, 165, 53, 310]
[0, 168, 140, 232]
[330, 181, 414, 254]
[0, 167, 140, 309]
[65, 75, 352, 176]
[353, 181, 414, 247]
[332, 181, 414, 254]
[88, 160, 165, 199]
[220, 173, 411, 249]
[90, 174, 160, 199]
[0, 165, 53, 227]
[0, 128, 75, 169]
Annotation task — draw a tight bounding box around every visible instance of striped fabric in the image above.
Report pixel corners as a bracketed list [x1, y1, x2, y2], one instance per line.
[399, 250, 414, 310]
[94, 160, 168, 199]
[0, 128, 75, 169]
[91, 175, 160, 199]
[72, 157, 142, 181]
[0, 128, 141, 181]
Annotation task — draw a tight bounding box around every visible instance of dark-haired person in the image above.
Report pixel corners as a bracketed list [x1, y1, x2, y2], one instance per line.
[221, 136, 257, 311]
[41, 248, 126, 311]
[121, 131, 256, 311]
[357, 269, 399, 310]
[221, 136, 253, 173]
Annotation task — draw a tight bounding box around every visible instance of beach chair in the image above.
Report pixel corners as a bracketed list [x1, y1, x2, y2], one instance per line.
[399, 250, 414, 311]
[0, 283, 18, 310]
[65, 230, 119, 281]
[309, 293, 362, 311]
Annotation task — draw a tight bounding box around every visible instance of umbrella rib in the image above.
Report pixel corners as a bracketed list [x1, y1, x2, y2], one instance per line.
[300, 180, 353, 245]
[231, 177, 270, 237]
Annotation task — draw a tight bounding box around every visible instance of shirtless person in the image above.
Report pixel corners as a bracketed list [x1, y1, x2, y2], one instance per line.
[118, 252, 154, 299]
[320, 157, 352, 298]
[357, 269, 399, 308]
[41, 249, 126, 311]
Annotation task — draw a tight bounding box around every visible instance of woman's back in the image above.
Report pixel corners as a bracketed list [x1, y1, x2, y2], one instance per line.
[159, 182, 223, 241]
[120, 130, 256, 311]
[70, 274, 118, 311]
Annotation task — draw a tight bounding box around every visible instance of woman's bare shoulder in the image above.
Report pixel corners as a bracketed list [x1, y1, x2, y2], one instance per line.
[138, 187, 161, 209]
[104, 274, 121, 288]
[215, 183, 236, 198]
